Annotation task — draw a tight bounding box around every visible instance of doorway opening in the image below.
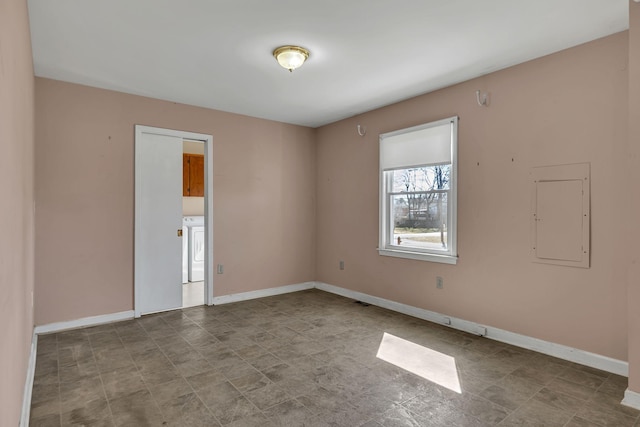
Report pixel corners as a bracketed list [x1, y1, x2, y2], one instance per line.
[134, 125, 213, 317]
[182, 139, 205, 308]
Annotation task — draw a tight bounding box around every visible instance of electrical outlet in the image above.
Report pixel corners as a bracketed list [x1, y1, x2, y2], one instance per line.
[339, 260, 345, 270]
[217, 264, 224, 274]
[436, 276, 443, 289]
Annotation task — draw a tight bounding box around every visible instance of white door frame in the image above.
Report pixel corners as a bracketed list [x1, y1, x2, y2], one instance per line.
[134, 125, 214, 317]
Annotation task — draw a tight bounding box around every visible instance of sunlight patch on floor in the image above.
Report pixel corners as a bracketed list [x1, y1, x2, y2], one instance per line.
[376, 332, 461, 393]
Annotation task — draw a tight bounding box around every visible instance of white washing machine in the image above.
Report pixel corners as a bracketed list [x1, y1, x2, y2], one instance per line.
[183, 216, 205, 282]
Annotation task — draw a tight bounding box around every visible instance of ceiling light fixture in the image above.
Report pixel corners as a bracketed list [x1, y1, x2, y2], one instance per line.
[273, 45, 310, 72]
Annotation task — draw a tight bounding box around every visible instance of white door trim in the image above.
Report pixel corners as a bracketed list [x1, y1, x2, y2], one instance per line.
[134, 125, 214, 317]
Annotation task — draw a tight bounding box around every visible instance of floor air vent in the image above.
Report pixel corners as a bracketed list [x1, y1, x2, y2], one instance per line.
[354, 300, 371, 307]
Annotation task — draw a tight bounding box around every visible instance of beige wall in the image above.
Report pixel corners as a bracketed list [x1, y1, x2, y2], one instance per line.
[628, 1, 640, 392]
[0, 0, 35, 424]
[316, 32, 629, 361]
[183, 197, 205, 216]
[183, 140, 205, 155]
[34, 79, 316, 325]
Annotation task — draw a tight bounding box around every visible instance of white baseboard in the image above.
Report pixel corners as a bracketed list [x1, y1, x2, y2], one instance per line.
[27, 282, 629, 378]
[487, 326, 627, 376]
[19, 331, 37, 427]
[314, 282, 628, 377]
[622, 388, 640, 410]
[34, 310, 135, 335]
[212, 282, 315, 305]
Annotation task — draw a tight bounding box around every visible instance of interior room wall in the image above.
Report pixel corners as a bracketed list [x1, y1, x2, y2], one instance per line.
[183, 140, 205, 216]
[34, 78, 316, 325]
[182, 198, 205, 216]
[0, 0, 35, 424]
[627, 0, 640, 393]
[315, 32, 629, 361]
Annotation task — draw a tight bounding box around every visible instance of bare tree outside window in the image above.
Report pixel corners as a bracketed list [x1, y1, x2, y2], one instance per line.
[390, 165, 450, 250]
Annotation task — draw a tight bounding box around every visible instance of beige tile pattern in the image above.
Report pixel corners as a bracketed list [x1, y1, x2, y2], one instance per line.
[30, 290, 640, 426]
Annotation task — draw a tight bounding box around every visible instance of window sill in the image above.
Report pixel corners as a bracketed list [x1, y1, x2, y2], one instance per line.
[378, 248, 458, 264]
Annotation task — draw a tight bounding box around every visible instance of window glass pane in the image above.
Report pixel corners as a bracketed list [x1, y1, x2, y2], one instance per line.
[391, 192, 448, 251]
[390, 165, 450, 193]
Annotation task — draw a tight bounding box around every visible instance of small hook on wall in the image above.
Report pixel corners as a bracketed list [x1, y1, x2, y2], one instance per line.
[476, 90, 488, 107]
[357, 124, 367, 137]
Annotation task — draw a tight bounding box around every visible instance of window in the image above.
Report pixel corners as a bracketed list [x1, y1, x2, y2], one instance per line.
[379, 116, 458, 264]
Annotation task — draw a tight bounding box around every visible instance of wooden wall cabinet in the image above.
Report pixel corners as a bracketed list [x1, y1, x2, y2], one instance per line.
[183, 154, 204, 197]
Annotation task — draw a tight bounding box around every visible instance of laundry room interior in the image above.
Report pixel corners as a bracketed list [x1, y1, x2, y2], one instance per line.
[182, 139, 206, 308]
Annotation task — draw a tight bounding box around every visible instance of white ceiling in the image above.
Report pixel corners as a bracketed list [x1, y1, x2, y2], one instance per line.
[27, 1, 628, 128]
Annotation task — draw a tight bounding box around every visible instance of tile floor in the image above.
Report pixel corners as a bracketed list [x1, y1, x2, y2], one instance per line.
[30, 289, 639, 426]
[183, 281, 205, 308]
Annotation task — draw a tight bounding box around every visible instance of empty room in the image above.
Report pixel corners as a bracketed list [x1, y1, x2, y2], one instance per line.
[3, 0, 640, 426]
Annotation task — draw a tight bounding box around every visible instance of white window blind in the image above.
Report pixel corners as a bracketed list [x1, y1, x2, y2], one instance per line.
[380, 118, 455, 171]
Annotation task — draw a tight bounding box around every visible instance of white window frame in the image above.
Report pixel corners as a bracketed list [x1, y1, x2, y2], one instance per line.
[378, 116, 458, 264]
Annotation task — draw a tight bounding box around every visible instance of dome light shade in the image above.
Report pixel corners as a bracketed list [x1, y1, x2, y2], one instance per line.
[273, 46, 310, 72]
